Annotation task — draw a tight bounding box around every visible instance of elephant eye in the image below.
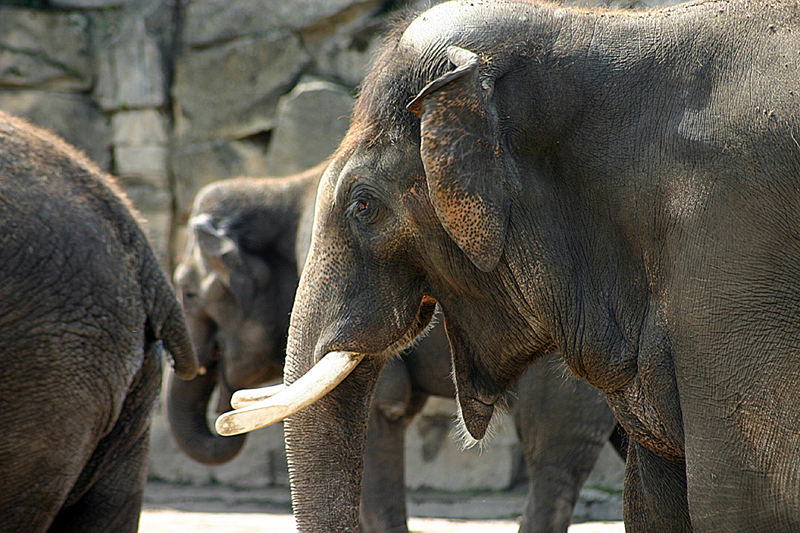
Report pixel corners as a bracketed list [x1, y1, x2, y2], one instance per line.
[180, 289, 198, 307]
[347, 196, 379, 224]
[345, 182, 385, 227]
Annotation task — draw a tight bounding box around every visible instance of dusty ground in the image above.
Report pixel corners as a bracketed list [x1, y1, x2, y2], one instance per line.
[141, 482, 624, 533]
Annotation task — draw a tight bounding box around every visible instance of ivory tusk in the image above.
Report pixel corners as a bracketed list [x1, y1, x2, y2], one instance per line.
[215, 351, 364, 436]
[230, 383, 286, 409]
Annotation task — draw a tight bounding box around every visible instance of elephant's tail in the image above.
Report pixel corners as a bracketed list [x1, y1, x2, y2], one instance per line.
[155, 294, 199, 381]
[141, 245, 198, 380]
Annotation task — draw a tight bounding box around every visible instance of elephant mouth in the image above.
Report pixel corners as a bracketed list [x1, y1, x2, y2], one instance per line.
[215, 297, 440, 436]
[196, 337, 222, 377]
[382, 297, 439, 356]
[194, 340, 236, 415]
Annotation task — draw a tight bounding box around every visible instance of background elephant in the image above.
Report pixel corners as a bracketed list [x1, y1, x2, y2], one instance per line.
[167, 165, 320, 466]
[219, 0, 800, 531]
[169, 165, 625, 532]
[0, 111, 197, 531]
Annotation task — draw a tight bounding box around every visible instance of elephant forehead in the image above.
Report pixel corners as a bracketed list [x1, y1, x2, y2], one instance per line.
[400, 0, 509, 55]
[314, 164, 339, 216]
[328, 145, 406, 203]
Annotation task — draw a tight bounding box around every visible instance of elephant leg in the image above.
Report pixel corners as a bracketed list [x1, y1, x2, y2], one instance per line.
[50, 343, 161, 533]
[514, 353, 618, 533]
[360, 357, 428, 533]
[0, 360, 113, 531]
[50, 429, 151, 533]
[623, 441, 691, 532]
[0, 415, 95, 532]
[608, 423, 628, 459]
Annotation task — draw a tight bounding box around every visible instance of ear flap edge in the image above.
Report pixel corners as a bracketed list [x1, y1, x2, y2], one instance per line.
[409, 46, 514, 273]
[190, 214, 244, 283]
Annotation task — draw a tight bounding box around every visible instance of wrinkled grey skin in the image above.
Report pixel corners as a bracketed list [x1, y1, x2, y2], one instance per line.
[171, 168, 624, 532]
[0, 111, 197, 532]
[284, 1, 800, 532]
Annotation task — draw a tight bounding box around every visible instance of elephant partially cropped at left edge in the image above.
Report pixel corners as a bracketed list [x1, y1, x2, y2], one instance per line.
[0, 110, 197, 531]
[169, 165, 625, 532]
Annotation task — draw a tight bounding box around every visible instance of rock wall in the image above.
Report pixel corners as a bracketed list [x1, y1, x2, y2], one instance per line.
[1, 0, 679, 494]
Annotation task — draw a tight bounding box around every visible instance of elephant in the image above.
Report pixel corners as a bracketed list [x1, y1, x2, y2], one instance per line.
[167, 165, 320, 465]
[215, 0, 800, 531]
[0, 110, 197, 532]
[170, 166, 626, 532]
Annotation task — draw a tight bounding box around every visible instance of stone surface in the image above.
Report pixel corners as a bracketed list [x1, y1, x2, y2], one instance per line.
[182, 0, 381, 48]
[121, 178, 173, 265]
[92, 14, 167, 111]
[148, 406, 288, 488]
[141, 480, 625, 529]
[0, 8, 91, 90]
[111, 109, 169, 146]
[147, 395, 622, 496]
[51, 0, 130, 6]
[583, 442, 626, 491]
[172, 32, 310, 142]
[574, 443, 625, 521]
[114, 145, 169, 181]
[301, 5, 391, 87]
[406, 397, 521, 491]
[111, 109, 170, 192]
[170, 137, 273, 221]
[139, 208, 172, 268]
[263, 78, 353, 176]
[0, 90, 111, 169]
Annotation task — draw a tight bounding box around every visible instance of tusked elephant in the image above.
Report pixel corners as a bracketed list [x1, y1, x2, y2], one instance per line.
[169, 165, 625, 532]
[0, 110, 197, 532]
[216, 0, 800, 532]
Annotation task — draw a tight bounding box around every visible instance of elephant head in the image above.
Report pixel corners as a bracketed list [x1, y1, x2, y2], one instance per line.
[167, 172, 318, 465]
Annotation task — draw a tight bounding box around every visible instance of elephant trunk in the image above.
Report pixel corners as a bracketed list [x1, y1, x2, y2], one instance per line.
[283, 345, 384, 532]
[165, 366, 246, 465]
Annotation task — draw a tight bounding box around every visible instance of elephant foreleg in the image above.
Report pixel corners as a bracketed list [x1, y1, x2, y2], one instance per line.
[623, 441, 691, 532]
[360, 358, 428, 533]
[515, 353, 618, 533]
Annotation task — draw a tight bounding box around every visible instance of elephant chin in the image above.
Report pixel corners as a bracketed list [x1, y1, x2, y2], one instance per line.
[459, 396, 495, 440]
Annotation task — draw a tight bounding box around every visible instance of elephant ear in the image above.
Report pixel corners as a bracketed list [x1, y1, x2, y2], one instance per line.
[191, 214, 272, 310]
[191, 214, 243, 286]
[407, 46, 515, 272]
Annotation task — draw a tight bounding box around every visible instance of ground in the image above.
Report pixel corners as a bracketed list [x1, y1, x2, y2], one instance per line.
[140, 482, 624, 532]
